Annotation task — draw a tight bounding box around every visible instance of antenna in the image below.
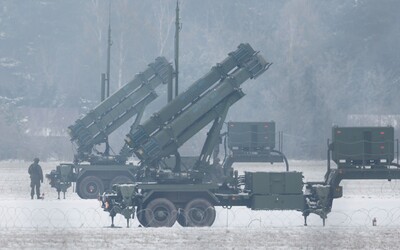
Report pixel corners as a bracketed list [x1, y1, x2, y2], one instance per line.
[106, 0, 112, 98]
[174, 0, 181, 98]
[104, 0, 112, 156]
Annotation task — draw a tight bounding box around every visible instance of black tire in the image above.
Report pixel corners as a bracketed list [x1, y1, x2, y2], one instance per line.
[144, 198, 177, 227]
[137, 208, 148, 227]
[109, 175, 133, 190]
[77, 176, 104, 199]
[184, 198, 216, 227]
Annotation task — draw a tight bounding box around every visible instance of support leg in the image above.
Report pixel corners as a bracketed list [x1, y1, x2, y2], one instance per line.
[302, 211, 309, 226]
[111, 215, 115, 228]
[126, 219, 130, 228]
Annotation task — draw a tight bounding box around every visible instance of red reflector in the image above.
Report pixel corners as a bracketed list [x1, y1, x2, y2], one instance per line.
[264, 124, 269, 127]
[337, 130, 341, 134]
[380, 145, 385, 149]
[380, 132, 385, 135]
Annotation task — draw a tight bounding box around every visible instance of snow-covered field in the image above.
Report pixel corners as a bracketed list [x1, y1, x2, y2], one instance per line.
[1, 160, 400, 249]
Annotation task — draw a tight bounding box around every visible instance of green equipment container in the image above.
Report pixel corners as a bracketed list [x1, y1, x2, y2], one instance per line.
[245, 172, 304, 210]
[245, 172, 303, 195]
[228, 122, 276, 151]
[331, 126, 394, 167]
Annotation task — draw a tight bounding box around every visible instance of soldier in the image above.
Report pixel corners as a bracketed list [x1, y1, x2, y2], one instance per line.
[28, 158, 43, 199]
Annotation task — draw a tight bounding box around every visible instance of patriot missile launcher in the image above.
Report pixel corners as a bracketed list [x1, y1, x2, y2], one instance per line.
[99, 44, 400, 228]
[46, 57, 173, 199]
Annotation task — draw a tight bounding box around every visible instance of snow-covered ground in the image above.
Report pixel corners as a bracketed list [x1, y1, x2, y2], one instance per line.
[1, 160, 400, 249]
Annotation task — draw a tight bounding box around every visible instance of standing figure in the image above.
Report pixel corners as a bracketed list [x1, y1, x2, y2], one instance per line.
[28, 158, 43, 199]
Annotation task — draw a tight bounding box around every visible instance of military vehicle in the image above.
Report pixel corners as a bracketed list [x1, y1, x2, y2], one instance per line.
[46, 57, 174, 199]
[98, 43, 400, 227]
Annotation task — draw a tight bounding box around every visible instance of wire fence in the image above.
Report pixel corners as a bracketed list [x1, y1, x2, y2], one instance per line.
[1, 205, 400, 229]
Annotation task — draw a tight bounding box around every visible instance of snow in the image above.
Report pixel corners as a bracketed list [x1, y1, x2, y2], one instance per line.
[2, 227, 399, 250]
[1, 160, 400, 249]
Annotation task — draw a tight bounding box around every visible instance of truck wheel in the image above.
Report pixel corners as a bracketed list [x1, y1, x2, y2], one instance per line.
[137, 209, 148, 227]
[110, 176, 133, 189]
[184, 198, 216, 227]
[144, 198, 177, 227]
[77, 176, 104, 199]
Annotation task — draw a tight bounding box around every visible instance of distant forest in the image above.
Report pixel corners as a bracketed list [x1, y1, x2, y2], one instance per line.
[1, 0, 399, 160]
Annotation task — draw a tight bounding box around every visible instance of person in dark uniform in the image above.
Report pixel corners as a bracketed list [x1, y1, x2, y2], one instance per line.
[28, 158, 43, 199]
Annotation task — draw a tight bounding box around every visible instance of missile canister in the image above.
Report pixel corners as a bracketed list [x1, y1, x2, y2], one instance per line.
[126, 43, 258, 148]
[69, 57, 173, 154]
[134, 52, 269, 163]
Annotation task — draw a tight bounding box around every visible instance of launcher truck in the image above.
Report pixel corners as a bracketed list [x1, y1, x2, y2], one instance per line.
[46, 57, 173, 199]
[99, 44, 400, 228]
